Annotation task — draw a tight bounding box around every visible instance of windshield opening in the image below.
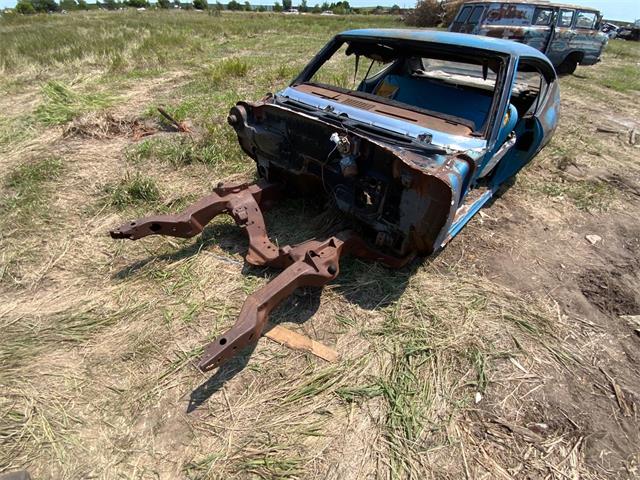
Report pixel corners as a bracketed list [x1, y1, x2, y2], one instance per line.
[299, 39, 506, 138]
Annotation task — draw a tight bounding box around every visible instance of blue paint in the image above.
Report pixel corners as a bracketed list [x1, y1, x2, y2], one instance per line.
[281, 28, 560, 252]
[339, 29, 552, 62]
[380, 74, 493, 131]
[445, 188, 495, 243]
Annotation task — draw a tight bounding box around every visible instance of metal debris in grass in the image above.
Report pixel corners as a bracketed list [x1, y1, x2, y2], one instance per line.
[63, 112, 157, 140]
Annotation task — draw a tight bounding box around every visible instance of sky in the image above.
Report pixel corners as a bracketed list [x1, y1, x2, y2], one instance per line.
[1, 0, 639, 22]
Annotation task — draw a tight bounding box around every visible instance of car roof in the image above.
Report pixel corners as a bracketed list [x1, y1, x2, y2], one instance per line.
[459, 0, 600, 13]
[338, 29, 553, 63]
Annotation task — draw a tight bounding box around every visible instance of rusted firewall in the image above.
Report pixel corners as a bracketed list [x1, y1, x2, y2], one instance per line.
[228, 100, 458, 257]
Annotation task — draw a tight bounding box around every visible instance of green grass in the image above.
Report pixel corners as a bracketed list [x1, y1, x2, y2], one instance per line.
[2, 156, 63, 216]
[0, 115, 37, 150]
[605, 39, 640, 61]
[538, 178, 614, 212]
[35, 81, 113, 125]
[104, 172, 161, 209]
[0, 11, 400, 76]
[127, 126, 248, 174]
[209, 57, 249, 86]
[239, 448, 305, 479]
[598, 64, 640, 93]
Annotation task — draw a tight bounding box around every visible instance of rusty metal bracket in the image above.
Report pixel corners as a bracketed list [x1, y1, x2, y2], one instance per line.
[109, 180, 283, 266]
[110, 182, 413, 372]
[198, 234, 348, 371]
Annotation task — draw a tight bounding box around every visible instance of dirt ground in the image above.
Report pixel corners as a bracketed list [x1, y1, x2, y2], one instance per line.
[1, 12, 639, 480]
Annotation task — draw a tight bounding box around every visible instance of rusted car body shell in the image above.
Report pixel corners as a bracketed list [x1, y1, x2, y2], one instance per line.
[449, 1, 608, 69]
[230, 29, 560, 256]
[111, 30, 561, 371]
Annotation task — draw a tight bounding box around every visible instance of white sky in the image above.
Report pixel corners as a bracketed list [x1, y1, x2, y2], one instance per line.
[1, 0, 639, 23]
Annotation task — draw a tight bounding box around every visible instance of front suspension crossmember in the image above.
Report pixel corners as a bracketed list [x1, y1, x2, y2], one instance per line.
[110, 180, 283, 266]
[110, 181, 411, 371]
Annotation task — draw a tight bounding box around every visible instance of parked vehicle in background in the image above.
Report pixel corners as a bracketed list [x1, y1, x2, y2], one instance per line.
[618, 26, 640, 42]
[601, 22, 619, 39]
[449, 1, 608, 74]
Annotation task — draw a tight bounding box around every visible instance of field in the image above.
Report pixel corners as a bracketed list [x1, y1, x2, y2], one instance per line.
[1, 10, 639, 479]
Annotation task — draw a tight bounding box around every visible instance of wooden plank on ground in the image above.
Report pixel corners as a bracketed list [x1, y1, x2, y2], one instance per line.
[265, 324, 339, 363]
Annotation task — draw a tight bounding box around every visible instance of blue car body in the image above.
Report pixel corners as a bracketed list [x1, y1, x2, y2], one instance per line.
[229, 29, 560, 257]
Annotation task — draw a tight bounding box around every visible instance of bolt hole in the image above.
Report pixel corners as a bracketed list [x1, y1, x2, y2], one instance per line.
[249, 334, 254, 340]
[327, 265, 337, 275]
[219, 338, 227, 345]
[130, 222, 136, 226]
[150, 223, 161, 232]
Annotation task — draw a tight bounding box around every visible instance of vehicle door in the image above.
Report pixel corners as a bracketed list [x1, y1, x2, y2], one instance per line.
[572, 10, 606, 65]
[546, 8, 575, 66]
[489, 57, 559, 184]
[529, 6, 556, 53]
[449, 4, 486, 34]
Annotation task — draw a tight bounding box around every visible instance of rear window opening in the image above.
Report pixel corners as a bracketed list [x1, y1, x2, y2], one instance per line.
[298, 39, 506, 138]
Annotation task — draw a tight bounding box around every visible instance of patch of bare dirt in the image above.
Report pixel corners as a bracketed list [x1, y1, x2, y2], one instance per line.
[580, 268, 639, 317]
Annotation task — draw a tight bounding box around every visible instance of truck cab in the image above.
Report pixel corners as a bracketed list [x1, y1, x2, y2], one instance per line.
[449, 1, 608, 74]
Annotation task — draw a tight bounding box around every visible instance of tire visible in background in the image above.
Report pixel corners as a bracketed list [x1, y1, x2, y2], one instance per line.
[557, 56, 578, 75]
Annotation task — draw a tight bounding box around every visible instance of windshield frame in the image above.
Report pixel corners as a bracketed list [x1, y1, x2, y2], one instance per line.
[291, 35, 511, 141]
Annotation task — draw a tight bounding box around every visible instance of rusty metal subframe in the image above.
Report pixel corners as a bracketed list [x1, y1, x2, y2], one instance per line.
[110, 181, 411, 371]
[110, 179, 284, 266]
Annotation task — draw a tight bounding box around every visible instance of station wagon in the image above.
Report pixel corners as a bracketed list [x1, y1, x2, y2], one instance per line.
[449, 1, 608, 74]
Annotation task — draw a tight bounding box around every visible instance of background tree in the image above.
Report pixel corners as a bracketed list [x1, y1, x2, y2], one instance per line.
[406, 0, 442, 27]
[389, 3, 400, 14]
[15, 0, 36, 14]
[299, 0, 307, 12]
[227, 0, 241, 10]
[60, 0, 78, 9]
[77, 0, 88, 8]
[440, 0, 462, 25]
[243, 1, 251, 10]
[320, 1, 328, 10]
[256, 4, 266, 11]
[157, 0, 171, 8]
[273, 1, 282, 12]
[127, 0, 149, 7]
[282, 0, 291, 10]
[311, 3, 320, 13]
[103, 0, 117, 9]
[32, 0, 59, 12]
[193, 0, 208, 9]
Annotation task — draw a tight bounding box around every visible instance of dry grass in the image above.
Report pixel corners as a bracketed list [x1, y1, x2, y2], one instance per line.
[1, 11, 639, 480]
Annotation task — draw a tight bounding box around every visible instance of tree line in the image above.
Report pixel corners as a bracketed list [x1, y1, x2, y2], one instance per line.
[11, 0, 407, 15]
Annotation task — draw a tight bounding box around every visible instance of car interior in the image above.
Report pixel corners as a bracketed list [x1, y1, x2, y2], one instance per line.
[298, 39, 552, 179]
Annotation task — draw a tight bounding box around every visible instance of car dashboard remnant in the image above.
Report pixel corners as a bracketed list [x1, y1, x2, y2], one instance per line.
[111, 29, 560, 372]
